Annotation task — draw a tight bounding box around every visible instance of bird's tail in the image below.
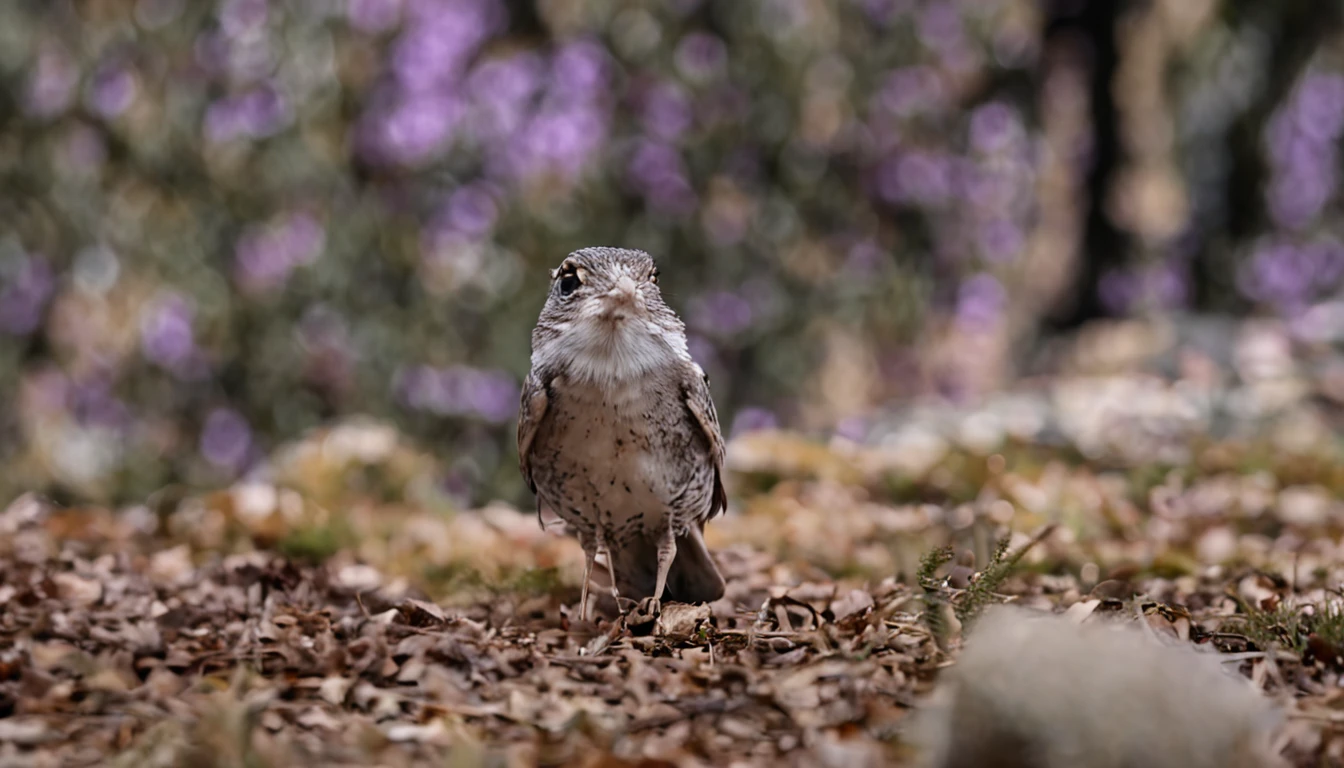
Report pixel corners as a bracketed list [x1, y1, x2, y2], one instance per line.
[609, 523, 726, 604]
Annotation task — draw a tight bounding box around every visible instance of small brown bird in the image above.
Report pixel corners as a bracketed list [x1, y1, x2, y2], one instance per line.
[516, 247, 727, 619]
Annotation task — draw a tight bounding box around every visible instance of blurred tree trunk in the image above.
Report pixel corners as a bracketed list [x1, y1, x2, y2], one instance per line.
[1041, 0, 1132, 331]
[1041, 0, 1343, 325]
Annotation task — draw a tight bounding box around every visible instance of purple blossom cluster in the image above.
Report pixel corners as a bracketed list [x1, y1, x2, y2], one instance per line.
[85, 61, 139, 120]
[398, 365, 519, 424]
[354, 1, 614, 188]
[0, 253, 55, 336]
[1248, 69, 1344, 320]
[205, 85, 290, 143]
[1098, 262, 1189, 316]
[234, 212, 325, 293]
[200, 407, 253, 472]
[868, 88, 1035, 330]
[1240, 236, 1344, 311]
[1265, 72, 1344, 231]
[9, 0, 1330, 505]
[139, 291, 208, 380]
[24, 42, 78, 119]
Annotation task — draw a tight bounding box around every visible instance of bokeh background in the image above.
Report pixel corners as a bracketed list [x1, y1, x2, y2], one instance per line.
[1, 0, 1340, 508]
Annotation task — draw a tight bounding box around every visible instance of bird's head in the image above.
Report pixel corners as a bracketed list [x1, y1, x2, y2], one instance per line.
[530, 247, 690, 384]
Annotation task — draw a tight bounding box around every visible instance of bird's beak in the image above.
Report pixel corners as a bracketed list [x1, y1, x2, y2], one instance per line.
[604, 276, 640, 309]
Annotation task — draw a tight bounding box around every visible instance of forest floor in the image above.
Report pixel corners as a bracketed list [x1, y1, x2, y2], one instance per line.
[4, 317, 1344, 766]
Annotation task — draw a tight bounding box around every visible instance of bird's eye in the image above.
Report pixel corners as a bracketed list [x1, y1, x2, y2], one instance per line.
[558, 270, 581, 297]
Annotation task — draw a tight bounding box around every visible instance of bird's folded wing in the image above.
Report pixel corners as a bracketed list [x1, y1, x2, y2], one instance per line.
[683, 363, 728, 519]
[516, 370, 548, 495]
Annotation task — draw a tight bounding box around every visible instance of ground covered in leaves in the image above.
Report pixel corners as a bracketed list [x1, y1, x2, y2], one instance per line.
[4, 318, 1344, 766]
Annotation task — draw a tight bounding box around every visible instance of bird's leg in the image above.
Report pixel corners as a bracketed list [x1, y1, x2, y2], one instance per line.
[595, 531, 624, 610]
[578, 545, 595, 622]
[651, 525, 677, 615]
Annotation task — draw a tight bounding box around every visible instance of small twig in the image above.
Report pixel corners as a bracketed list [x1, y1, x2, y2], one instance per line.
[1218, 651, 1270, 663]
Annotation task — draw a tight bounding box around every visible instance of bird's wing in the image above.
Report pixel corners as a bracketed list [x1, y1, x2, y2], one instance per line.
[683, 362, 728, 519]
[516, 369, 548, 496]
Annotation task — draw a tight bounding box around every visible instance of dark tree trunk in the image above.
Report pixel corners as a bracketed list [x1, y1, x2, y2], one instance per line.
[1041, 0, 1132, 331]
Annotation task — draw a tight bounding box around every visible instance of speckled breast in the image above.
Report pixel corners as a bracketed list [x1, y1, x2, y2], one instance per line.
[528, 369, 716, 545]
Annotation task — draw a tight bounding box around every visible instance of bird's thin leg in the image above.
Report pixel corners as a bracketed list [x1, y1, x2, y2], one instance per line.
[652, 526, 677, 610]
[595, 531, 623, 608]
[578, 546, 595, 622]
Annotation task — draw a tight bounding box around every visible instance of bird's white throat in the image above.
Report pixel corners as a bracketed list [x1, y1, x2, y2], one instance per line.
[538, 313, 688, 388]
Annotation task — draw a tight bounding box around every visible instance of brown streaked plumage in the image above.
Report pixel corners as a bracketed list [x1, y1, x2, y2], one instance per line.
[517, 247, 726, 619]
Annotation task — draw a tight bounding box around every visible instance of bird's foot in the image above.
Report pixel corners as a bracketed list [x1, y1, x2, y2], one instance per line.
[626, 596, 662, 635]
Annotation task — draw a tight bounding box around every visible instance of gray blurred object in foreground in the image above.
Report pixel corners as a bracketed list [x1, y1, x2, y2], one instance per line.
[909, 605, 1286, 768]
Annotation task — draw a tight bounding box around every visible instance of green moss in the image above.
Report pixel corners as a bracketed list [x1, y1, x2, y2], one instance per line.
[275, 520, 355, 564]
[1230, 601, 1308, 655]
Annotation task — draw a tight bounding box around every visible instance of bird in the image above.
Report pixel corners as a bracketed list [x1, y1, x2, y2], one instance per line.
[516, 246, 727, 620]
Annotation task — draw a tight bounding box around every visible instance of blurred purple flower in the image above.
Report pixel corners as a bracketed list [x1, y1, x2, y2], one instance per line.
[628, 140, 696, 215]
[233, 238, 284, 289]
[1291, 72, 1344, 142]
[506, 104, 608, 181]
[1148, 262, 1188, 309]
[371, 93, 463, 166]
[674, 32, 727, 81]
[72, 379, 131, 430]
[640, 81, 694, 142]
[24, 44, 78, 119]
[549, 39, 608, 101]
[978, 219, 1023, 263]
[235, 212, 325, 293]
[1100, 261, 1189, 314]
[0, 254, 55, 336]
[1240, 237, 1344, 307]
[348, 0, 403, 33]
[26, 368, 70, 413]
[193, 31, 230, 76]
[1098, 268, 1136, 315]
[686, 334, 718, 370]
[877, 150, 955, 208]
[391, 0, 503, 93]
[86, 63, 138, 119]
[400, 365, 518, 423]
[440, 182, 500, 239]
[1264, 71, 1344, 230]
[731, 407, 778, 437]
[219, 0, 268, 39]
[469, 370, 520, 423]
[139, 292, 197, 370]
[467, 52, 543, 137]
[201, 407, 252, 471]
[859, 0, 912, 25]
[204, 85, 290, 143]
[918, 3, 965, 56]
[874, 66, 946, 118]
[962, 160, 1028, 213]
[1267, 166, 1335, 231]
[969, 101, 1023, 155]
[835, 415, 869, 442]
[691, 290, 754, 337]
[955, 272, 1006, 330]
